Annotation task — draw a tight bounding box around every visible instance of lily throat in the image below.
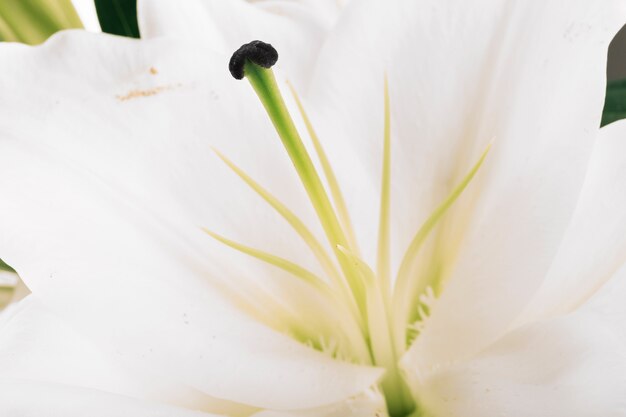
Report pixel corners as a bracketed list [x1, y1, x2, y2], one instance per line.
[205, 40, 490, 417]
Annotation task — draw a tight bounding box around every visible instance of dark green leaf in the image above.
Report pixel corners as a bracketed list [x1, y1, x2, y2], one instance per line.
[602, 78, 626, 126]
[94, 0, 139, 38]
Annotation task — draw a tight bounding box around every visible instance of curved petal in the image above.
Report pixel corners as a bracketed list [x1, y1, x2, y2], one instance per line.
[0, 378, 221, 417]
[251, 390, 386, 417]
[579, 261, 626, 342]
[137, 0, 334, 90]
[71, 0, 101, 32]
[408, 311, 626, 417]
[250, 0, 347, 26]
[0, 32, 382, 410]
[0, 296, 145, 395]
[0, 27, 335, 301]
[305, 0, 626, 365]
[0, 296, 256, 416]
[518, 119, 626, 324]
[0, 29, 330, 279]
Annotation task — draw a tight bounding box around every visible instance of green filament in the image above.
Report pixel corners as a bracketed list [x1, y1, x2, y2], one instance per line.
[392, 143, 492, 349]
[212, 149, 342, 288]
[202, 229, 371, 363]
[376, 76, 393, 293]
[243, 61, 368, 317]
[212, 148, 368, 339]
[202, 228, 331, 295]
[287, 81, 361, 255]
[337, 245, 416, 416]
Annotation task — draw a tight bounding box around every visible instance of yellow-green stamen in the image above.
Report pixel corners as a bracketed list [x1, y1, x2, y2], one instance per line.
[202, 228, 372, 363]
[241, 58, 368, 319]
[211, 148, 343, 287]
[202, 228, 331, 295]
[338, 245, 416, 416]
[392, 143, 492, 348]
[211, 147, 368, 338]
[376, 76, 393, 289]
[287, 81, 361, 255]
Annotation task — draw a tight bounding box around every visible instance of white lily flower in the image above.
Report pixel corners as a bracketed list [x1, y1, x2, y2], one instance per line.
[1, 0, 626, 416]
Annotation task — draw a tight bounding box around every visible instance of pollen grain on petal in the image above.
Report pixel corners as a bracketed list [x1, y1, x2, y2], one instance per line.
[115, 83, 181, 102]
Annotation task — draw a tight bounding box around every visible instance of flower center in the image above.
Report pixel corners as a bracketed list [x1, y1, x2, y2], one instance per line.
[209, 41, 490, 417]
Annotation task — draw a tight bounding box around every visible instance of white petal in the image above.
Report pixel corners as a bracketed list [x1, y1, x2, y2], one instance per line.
[409, 311, 626, 417]
[0, 378, 221, 417]
[0, 29, 328, 292]
[0, 296, 256, 416]
[519, 120, 626, 323]
[137, 0, 333, 90]
[251, 390, 387, 417]
[0, 296, 147, 396]
[249, 0, 347, 26]
[71, 0, 101, 32]
[0, 32, 381, 410]
[305, 0, 626, 364]
[137, 0, 228, 48]
[579, 261, 626, 343]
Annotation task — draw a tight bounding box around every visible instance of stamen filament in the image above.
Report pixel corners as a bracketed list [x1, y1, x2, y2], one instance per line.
[242, 60, 367, 315]
[286, 81, 361, 255]
[370, 79, 416, 416]
[248, 289, 358, 361]
[212, 148, 367, 334]
[229, 277, 322, 347]
[212, 148, 342, 287]
[376, 76, 392, 290]
[202, 228, 331, 295]
[337, 245, 416, 417]
[393, 143, 492, 348]
[203, 228, 372, 363]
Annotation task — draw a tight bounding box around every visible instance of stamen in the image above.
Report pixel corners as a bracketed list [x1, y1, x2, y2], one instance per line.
[229, 41, 367, 317]
[202, 228, 331, 295]
[376, 76, 392, 289]
[212, 148, 342, 288]
[337, 245, 416, 417]
[286, 81, 361, 255]
[234, 278, 319, 345]
[212, 148, 368, 341]
[203, 228, 371, 364]
[393, 143, 492, 348]
[318, 337, 342, 360]
[406, 286, 437, 345]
